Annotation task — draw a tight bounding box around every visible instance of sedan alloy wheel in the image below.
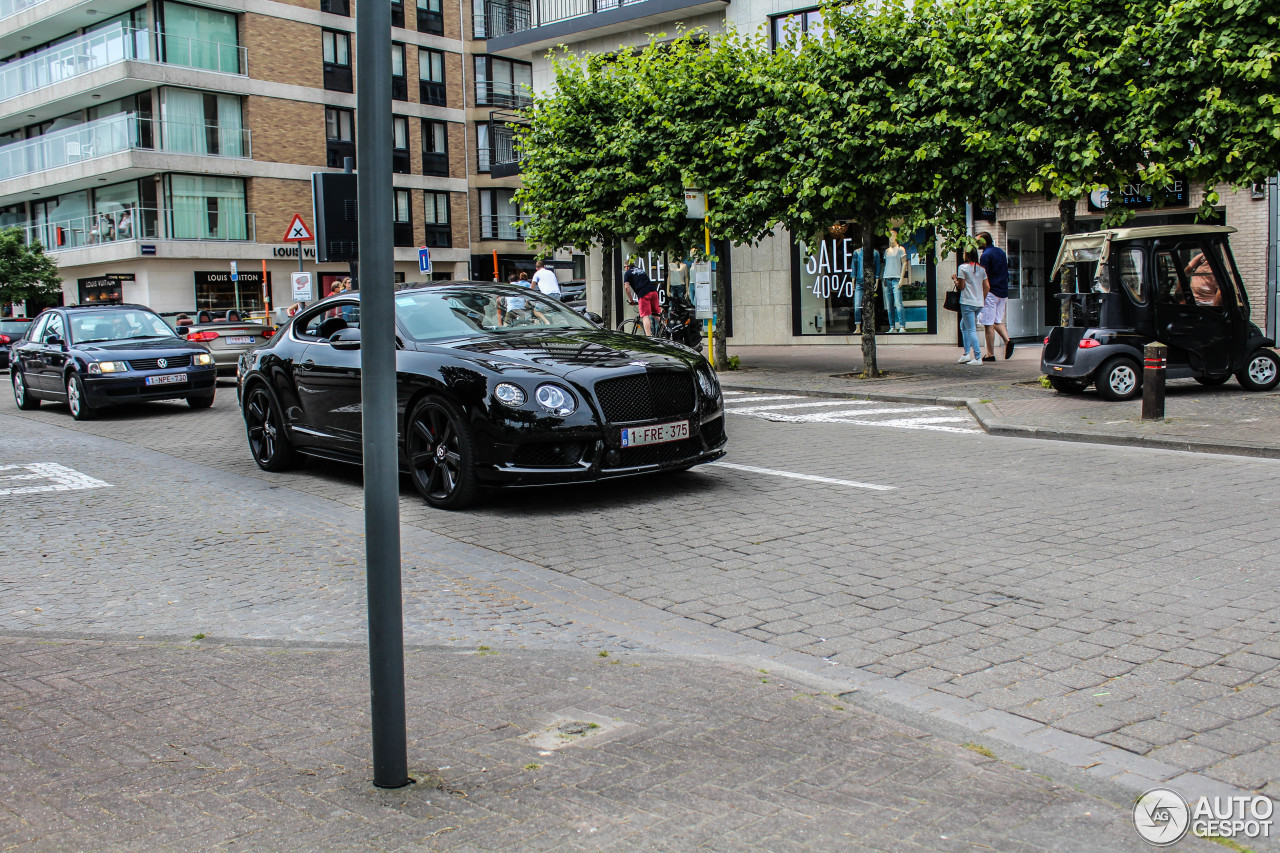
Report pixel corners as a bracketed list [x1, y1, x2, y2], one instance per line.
[407, 397, 478, 509]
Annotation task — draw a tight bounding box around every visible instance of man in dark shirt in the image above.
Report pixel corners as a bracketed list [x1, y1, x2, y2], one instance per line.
[623, 257, 660, 336]
[977, 231, 1014, 360]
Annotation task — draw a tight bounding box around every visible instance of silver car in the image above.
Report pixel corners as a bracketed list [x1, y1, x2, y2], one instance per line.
[161, 310, 274, 375]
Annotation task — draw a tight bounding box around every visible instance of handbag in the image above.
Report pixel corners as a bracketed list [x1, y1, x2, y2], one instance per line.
[943, 289, 961, 312]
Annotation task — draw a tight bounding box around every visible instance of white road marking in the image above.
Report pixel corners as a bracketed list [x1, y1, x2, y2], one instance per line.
[722, 392, 981, 433]
[0, 463, 112, 497]
[709, 461, 894, 491]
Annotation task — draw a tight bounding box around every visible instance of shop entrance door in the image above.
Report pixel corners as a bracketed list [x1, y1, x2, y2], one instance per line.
[1004, 233, 1043, 338]
[1043, 232, 1062, 327]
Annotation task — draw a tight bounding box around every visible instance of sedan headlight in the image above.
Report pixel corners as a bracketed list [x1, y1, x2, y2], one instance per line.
[534, 383, 576, 416]
[87, 361, 128, 374]
[493, 382, 526, 406]
[193, 352, 214, 366]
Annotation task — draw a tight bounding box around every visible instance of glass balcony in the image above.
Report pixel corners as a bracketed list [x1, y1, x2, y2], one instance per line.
[0, 114, 251, 180]
[27, 205, 255, 251]
[0, 0, 41, 22]
[0, 25, 246, 104]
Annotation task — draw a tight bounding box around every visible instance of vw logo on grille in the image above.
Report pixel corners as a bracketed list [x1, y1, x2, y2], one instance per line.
[157, 358, 168, 368]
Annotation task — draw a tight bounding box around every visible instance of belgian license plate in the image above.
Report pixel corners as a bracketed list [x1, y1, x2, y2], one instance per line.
[621, 420, 689, 448]
[145, 373, 188, 386]
[226, 336, 255, 345]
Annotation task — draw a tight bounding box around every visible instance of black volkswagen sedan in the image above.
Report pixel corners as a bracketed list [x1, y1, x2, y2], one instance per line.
[236, 283, 727, 508]
[10, 304, 217, 419]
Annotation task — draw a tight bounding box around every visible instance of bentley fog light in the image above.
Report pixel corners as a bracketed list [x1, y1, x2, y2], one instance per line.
[534, 384, 576, 416]
[493, 382, 526, 406]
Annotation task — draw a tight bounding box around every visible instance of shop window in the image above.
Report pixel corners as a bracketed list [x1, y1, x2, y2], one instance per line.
[417, 0, 443, 34]
[423, 191, 450, 248]
[195, 270, 266, 312]
[325, 106, 355, 168]
[422, 120, 448, 176]
[418, 49, 446, 106]
[322, 30, 353, 92]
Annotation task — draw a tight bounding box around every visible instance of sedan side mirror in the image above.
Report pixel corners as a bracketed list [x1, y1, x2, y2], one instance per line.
[330, 327, 361, 350]
[45, 335, 64, 348]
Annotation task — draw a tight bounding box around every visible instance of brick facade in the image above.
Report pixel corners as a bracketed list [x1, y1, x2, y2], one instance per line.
[248, 178, 315, 245]
[244, 14, 321, 88]
[245, 97, 326, 167]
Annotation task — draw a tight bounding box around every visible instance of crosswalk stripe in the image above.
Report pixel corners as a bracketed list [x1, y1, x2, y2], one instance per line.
[722, 395, 800, 406]
[718, 391, 980, 433]
[710, 461, 894, 491]
[726, 400, 875, 415]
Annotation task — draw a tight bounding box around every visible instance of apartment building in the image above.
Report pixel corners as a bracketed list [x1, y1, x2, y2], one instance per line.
[479, 0, 1279, 345]
[0, 0, 509, 316]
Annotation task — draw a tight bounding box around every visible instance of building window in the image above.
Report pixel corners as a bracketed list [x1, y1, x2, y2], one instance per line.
[421, 120, 448, 176]
[418, 48, 446, 106]
[474, 55, 532, 108]
[473, 0, 529, 39]
[475, 122, 490, 172]
[479, 188, 520, 240]
[393, 187, 413, 247]
[159, 2, 241, 74]
[391, 0, 405, 27]
[322, 30, 353, 92]
[160, 88, 245, 157]
[417, 0, 443, 35]
[325, 106, 355, 168]
[392, 115, 410, 174]
[391, 42, 407, 101]
[770, 7, 824, 50]
[165, 174, 248, 240]
[321, 0, 350, 15]
[423, 190, 451, 247]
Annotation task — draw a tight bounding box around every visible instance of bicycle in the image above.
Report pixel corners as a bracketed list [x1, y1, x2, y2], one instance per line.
[618, 294, 702, 350]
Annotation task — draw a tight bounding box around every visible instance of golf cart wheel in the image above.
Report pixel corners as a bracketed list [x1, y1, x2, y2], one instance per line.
[1237, 349, 1280, 392]
[1046, 376, 1088, 394]
[1095, 356, 1141, 401]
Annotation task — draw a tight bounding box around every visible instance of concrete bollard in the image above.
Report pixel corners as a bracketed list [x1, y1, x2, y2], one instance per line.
[1142, 342, 1166, 420]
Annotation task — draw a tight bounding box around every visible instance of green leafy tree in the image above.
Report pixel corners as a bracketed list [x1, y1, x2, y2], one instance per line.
[0, 227, 61, 307]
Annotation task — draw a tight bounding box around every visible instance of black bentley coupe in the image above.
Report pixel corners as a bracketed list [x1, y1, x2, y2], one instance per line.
[236, 282, 726, 508]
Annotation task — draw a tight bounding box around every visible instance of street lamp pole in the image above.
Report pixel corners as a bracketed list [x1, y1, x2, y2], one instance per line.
[356, 0, 409, 789]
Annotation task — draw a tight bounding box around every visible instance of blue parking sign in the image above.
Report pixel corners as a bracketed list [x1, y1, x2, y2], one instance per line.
[418, 246, 431, 274]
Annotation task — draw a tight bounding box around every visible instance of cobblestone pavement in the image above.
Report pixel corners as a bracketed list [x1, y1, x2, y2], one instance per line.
[3, 380, 1280, 845]
[723, 344, 1280, 455]
[2, 636, 1194, 853]
[0, 400, 1213, 851]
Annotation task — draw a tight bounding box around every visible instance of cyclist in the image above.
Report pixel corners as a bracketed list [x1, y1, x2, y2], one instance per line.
[623, 257, 660, 336]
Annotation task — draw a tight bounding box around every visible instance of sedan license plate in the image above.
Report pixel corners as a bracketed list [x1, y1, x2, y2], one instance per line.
[145, 373, 188, 386]
[620, 420, 689, 447]
[226, 336, 255, 345]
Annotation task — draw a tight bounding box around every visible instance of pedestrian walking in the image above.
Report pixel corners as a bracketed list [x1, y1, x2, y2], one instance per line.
[623, 257, 660, 336]
[532, 259, 562, 299]
[977, 231, 1013, 361]
[952, 249, 988, 364]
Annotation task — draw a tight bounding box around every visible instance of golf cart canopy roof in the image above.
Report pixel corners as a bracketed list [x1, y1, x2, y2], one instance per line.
[1050, 224, 1239, 280]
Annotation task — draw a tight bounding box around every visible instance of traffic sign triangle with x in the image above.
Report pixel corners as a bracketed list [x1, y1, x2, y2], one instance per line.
[282, 213, 314, 242]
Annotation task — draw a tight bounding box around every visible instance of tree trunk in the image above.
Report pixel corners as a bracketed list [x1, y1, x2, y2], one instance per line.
[600, 242, 614, 330]
[1058, 199, 1076, 327]
[713, 257, 727, 367]
[860, 219, 879, 378]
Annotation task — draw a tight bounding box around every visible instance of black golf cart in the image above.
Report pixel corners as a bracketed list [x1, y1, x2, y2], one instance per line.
[1041, 224, 1279, 400]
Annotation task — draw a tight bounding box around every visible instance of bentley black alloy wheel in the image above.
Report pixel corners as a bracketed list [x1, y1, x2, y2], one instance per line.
[407, 396, 479, 510]
[243, 385, 298, 471]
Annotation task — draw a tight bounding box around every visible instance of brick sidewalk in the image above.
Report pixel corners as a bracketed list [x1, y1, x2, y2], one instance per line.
[720, 344, 1280, 457]
[0, 635, 1215, 852]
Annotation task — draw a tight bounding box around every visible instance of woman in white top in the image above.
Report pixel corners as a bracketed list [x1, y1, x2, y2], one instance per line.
[952, 248, 988, 364]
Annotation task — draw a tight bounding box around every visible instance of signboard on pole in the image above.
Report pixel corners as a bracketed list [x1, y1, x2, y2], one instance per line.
[283, 213, 314, 242]
[693, 262, 713, 319]
[684, 189, 706, 219]
[230, 260, 238, 282]
[418, 246, 431, 274]
[291, 271, 314, 302]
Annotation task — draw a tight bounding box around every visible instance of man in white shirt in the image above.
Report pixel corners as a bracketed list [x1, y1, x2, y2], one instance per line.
[532, 259, 562, 299]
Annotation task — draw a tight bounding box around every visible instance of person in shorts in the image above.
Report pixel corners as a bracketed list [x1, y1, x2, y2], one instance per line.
[623, 257, 660, 336]
[977, 231, 1013, 361]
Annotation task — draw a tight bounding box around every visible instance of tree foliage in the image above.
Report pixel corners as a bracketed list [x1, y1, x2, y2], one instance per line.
[0, 227, 61, 307]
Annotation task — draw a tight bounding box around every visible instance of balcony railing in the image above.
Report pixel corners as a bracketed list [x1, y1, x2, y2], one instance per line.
[26, 205, 256, 251]
[476, 80, 532, 109]
[489, 109, 527, 178]
[0, 0, 41, 23]
[480, 213, 522, 240]
[476, 0, 648, 37]
[0, 114, 251, 181]
[0, 25, 246, 104]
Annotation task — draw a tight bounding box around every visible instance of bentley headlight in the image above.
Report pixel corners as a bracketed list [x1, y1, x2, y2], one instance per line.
[534, 383, 576, 416]
[493, 382, 526, 406]
[696, 365, 719, 398]
[88, 361, 128, 374]
[193, 352, 214, 366]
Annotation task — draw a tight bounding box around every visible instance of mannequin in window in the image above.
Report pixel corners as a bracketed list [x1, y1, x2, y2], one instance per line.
[850, 245, 882, 335]
[670, 258, 690, 300]
[881, 229, 908, 333]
